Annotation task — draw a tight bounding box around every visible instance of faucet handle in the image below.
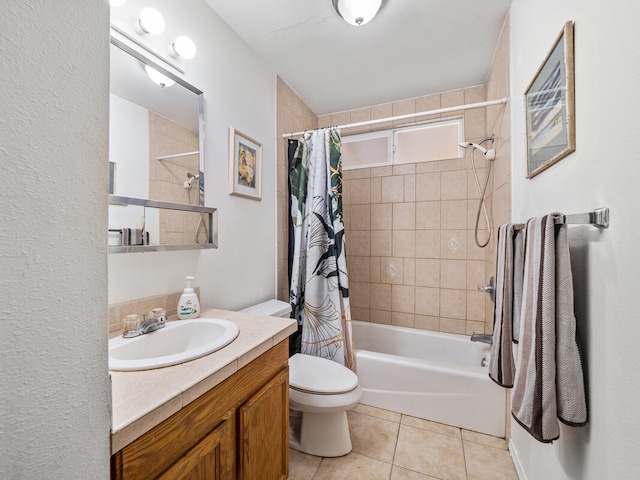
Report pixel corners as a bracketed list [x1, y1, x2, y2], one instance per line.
[477, 276, 496, 303]
[122, 314, 141, 338]
[123, 314, 140, 332]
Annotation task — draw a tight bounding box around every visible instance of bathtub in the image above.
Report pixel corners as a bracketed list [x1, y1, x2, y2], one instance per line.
[352, 320, 506, 437]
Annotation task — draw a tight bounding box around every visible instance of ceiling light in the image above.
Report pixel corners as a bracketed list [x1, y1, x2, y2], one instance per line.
[134, 8, 165, 35]
[144, 65, 175, 88]
[169, 36, 197, 60]
[332, 0, 383, 26]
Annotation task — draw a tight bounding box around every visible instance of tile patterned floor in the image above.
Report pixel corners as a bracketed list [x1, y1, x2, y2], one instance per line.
[289, 404, 519, 480]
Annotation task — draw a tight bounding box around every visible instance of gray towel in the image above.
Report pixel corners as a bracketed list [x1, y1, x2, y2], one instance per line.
[512, 229, 525, 342]
[511, 215, 587, 443]
[555, 222, 588, 427]
[489, 224, 517, 387]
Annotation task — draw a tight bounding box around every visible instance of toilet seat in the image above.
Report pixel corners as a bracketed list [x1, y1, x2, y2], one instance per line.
[289, 353, 358, 394]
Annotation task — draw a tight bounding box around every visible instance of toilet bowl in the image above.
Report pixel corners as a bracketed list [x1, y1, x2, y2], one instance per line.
[241, 299, 361, 457]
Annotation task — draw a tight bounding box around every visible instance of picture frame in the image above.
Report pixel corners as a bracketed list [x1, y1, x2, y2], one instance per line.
[525, 21, 575, 178]
[228, 127, 262, 200]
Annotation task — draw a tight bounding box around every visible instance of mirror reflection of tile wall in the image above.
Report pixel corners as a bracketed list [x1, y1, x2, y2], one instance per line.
[148, 112, 201, 244]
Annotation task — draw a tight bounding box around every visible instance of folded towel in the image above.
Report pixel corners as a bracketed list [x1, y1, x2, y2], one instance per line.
[512, 229, 525, 342]
[489, 224, 517, 387]
[511, 215, 587, 443]
[554, 222, 588, 427]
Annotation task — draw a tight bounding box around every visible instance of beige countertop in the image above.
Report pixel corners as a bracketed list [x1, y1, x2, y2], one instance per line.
[109, 308, 297, 454]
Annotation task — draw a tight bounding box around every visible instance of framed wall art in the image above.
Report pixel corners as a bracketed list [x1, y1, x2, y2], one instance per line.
[525, 21, 575, 178]
[228, 126, 262, 200]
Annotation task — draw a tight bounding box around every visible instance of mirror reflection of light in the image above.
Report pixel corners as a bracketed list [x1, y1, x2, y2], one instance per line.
[170, 36, 197, 60]
[144, 65, 175, 88]
[136, 8, 165, 35]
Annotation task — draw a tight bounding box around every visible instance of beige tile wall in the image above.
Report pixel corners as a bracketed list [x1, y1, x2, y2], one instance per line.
[276, 77, 319, 301]
[484, 13, 512, 335]
[314, 87, 492, 335]
[319, 84, 509, 336]
[148, 112, 201, 244]
[108, 288, 200, 334]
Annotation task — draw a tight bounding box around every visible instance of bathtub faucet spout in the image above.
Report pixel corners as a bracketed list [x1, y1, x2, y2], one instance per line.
[471, 333, 493, 345]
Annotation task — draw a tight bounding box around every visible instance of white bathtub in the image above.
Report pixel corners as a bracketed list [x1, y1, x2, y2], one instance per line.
[352, 320, 506, 437]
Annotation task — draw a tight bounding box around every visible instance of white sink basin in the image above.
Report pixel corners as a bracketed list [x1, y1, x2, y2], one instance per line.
[109, 318, 240, 371]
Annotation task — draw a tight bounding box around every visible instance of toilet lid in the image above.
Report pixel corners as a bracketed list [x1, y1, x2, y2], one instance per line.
[289, 353, 358, 394]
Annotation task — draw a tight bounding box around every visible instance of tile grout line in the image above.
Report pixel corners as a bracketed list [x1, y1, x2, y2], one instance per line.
[309, 456, 322, 480]
[387, 414, 404, 479]
[461, 435, 470, 480]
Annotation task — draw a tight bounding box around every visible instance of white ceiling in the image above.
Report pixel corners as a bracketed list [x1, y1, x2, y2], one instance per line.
[205, 0, 512, 115]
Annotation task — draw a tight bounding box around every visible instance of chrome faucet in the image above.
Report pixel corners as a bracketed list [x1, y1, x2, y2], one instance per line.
[123, 313, 166, 338]
[470, 333, 493, 345]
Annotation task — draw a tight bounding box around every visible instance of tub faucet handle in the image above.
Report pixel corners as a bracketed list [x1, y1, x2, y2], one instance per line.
[477, 276, 496, 303]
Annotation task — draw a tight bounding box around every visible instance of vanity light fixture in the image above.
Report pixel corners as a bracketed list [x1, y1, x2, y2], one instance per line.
[144, 65, 175, 88]
[169, 36, 197, 60]
[332, 0, 383, 26]
[134, 7, 165, 35]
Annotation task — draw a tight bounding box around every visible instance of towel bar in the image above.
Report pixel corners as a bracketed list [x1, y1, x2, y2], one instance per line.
[513, 208, 609, 230]
[554, 207, 609, 228]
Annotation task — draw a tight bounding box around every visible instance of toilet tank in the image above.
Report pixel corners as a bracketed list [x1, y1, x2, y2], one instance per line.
[241, 299, 292, 318]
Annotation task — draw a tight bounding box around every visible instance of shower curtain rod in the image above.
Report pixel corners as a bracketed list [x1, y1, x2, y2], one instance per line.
[282, 97, 509, 138]
[156, 151, 199, 161]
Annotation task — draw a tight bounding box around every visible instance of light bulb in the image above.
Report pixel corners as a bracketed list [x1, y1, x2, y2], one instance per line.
[144, 65, 175, 88]
[333, 0, 382, 26]
[135, 8, 165, 35]
[170, 36, 196, 59]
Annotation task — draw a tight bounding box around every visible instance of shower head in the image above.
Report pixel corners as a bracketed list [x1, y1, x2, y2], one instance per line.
[459, 141, 496, 161]
[184, 172, 200, 189]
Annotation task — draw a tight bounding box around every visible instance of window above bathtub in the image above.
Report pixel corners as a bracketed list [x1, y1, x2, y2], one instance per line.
[341, 117, 465, 170]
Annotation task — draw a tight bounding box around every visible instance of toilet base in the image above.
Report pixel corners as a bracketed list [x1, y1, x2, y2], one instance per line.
[289, 409, 353, 457]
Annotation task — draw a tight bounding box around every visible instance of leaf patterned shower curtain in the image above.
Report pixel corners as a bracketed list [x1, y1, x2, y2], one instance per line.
[289, 128, 354, 369]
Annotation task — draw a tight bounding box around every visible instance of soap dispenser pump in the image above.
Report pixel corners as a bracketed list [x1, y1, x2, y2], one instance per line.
[178, 276, 200, 319]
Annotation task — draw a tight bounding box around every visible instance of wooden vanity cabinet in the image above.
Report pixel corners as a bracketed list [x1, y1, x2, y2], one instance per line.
[156, 417, 235, 480]
[111, 340, 289, 480]
[238, 368, 288, 480]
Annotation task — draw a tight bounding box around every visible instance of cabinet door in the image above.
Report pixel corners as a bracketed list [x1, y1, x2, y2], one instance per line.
[237, 368, 289, 480]
[156, 417, 235, 480]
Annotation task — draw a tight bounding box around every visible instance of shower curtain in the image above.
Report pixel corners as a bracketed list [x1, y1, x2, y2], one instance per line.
[289, 128, 354, 369]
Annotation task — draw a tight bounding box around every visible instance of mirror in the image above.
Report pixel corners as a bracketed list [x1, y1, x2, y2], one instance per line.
[109, 37, 204, 205]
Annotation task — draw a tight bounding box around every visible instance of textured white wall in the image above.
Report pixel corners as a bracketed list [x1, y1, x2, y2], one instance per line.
[510, 1, 640, 478]
[0, 1, 111, 479]
[108, 0, 277, 310]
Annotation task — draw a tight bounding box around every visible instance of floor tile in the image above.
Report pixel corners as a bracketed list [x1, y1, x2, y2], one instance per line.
[288, 403, 518, 480]
[394, 425, 467, 480]
[463, 441, 518, 480]
[288, 448, 321, 480]
[461, 429, 508, 450]
[354, 403, 402, 423]
[390, 465, 440, 479]
[313, 452, 393, 480]
[348, 410, 401, 463]
[401, 414, 462, 439]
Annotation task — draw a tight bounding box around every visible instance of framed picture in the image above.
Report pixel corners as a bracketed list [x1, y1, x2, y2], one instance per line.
[525, 21, 575, 178]
[228, 127, 262, 200]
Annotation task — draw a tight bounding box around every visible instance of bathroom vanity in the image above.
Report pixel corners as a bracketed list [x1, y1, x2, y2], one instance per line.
[109, 308, 296, 480]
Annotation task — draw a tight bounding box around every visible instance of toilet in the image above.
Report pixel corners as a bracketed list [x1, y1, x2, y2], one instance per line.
[241, 299, 361, 457]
